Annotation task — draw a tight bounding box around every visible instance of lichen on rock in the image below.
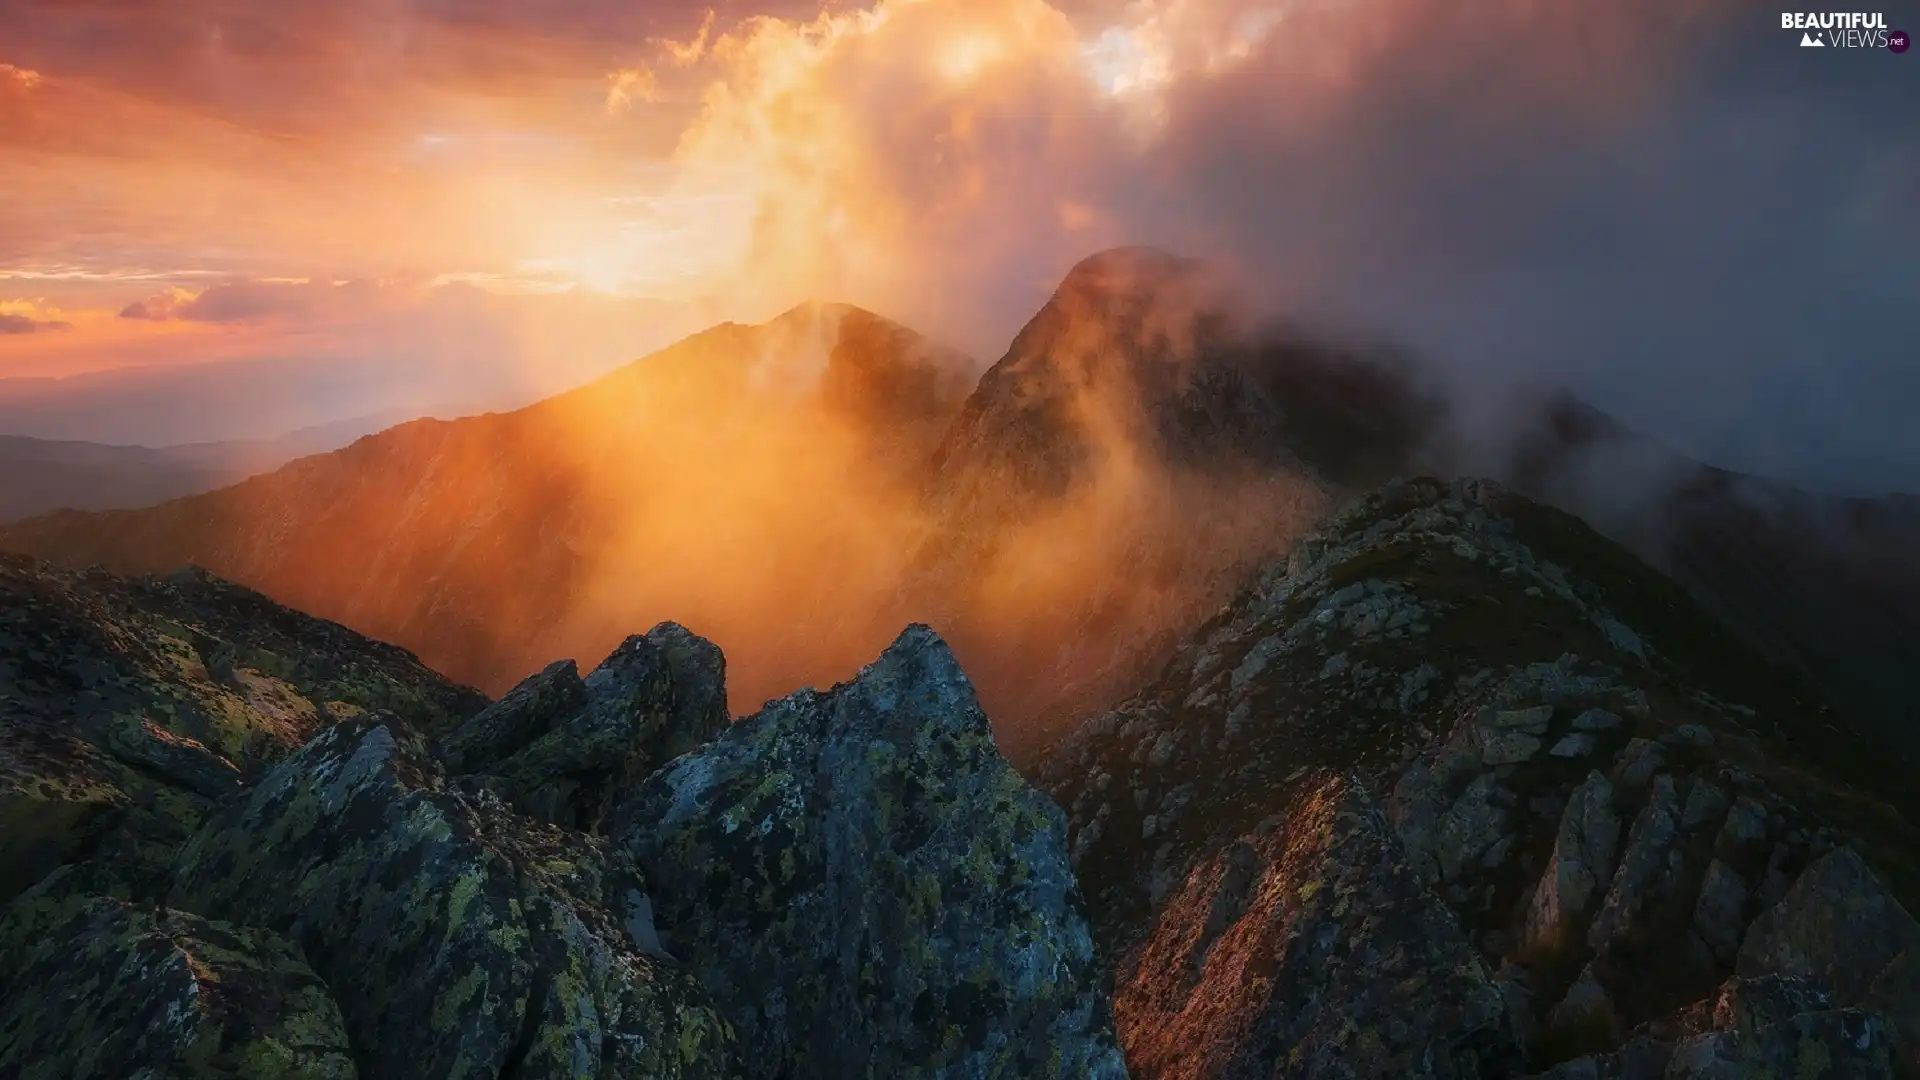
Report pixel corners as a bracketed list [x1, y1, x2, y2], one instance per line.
[0, 890, 356, 1079]
[167, 714, 736, 1080]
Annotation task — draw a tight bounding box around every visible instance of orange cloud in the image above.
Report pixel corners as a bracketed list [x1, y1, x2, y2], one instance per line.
[0, 64, 42, 91]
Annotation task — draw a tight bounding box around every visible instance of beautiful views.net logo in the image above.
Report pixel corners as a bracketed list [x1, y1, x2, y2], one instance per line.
[1781, 11, 1910, 50]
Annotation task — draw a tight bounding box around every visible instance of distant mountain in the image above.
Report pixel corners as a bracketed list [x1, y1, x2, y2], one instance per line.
[0, 303, 981, 718]
[3, 250, 1914, 771]
[908, 247, 1439, 756]
[0, 410, 434, 522]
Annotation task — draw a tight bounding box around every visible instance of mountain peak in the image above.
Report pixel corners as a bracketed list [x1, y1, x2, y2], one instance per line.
[1056, 246, 1205, 291]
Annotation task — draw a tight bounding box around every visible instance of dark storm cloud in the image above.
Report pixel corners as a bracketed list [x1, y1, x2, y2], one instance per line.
[1123, 4, 1920, 493]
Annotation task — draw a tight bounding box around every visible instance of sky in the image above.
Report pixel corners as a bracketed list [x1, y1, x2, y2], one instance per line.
[0, 0, 1915, 490]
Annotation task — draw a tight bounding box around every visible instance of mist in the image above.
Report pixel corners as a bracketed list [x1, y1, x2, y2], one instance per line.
[647, 0, 1918, 497]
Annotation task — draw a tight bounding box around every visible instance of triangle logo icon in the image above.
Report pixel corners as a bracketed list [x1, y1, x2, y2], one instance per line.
[1800, 31, 1824, 46]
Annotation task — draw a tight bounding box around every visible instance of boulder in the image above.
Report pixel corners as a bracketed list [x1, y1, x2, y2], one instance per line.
[437, 658, 588, 774]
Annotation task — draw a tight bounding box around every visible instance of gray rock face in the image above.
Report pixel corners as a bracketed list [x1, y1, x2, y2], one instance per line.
[1613, 740, 1667, 789]
[1550, 733, 1600, 759]
[1041, 478, 1920, 1078]
[1484, 731, 1545, 765]
[1710, 974, 1832, 1033]
[1525, 771, 1621, 957]
[1691, 860, 1751, 964]
[1548, 965, 1619, 1042]
[438, 658, 588, 773]
[618, 625, 1127, 1080]
[1439, 773, 1512, 882]
[1571, 709, 1623, 733]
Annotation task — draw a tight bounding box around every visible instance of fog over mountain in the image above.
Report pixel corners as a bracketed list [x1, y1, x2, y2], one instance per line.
[7, 249, 1915, 769]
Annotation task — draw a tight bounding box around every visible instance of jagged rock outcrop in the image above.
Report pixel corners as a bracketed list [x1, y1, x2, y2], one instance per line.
[0, 554, 485, 904]
[441, 622, 728, 829]
[10, 463, 1920, 1080]
[616, 624, 1129, 1080]
[2, 556, 1125, 1079]
[1042, 477, 1920, 1078]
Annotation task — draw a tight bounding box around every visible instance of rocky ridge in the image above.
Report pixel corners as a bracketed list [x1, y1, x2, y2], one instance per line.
[1042, 476, 1920, 1078]
[0, 553, 1122, 1078]
[6, 473, 1920, 1079]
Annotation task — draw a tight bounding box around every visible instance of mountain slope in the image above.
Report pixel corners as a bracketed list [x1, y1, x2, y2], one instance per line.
[0, 554, 485, 902]
[0, 303, 977, 713]
[1493, 393, 1920, 766]
[0, 437, 236, 522]
[910, 247, 1446, 758]
[1042, 476, 1920, 1077]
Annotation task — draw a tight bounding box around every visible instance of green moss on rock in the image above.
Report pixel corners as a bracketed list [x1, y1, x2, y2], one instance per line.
[0, 892, 355, 1079]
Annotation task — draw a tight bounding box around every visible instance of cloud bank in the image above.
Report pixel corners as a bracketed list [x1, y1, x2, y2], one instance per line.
[621, 0, 1918, 492]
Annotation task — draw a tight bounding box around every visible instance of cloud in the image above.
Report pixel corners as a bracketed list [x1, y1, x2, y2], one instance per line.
[0, 298, 74, 334]
[622, 0, 1919, 493]
[117, 287, 195, 321]
[117, 279, 380, 323]
[3, 0, 1914, 492]
[0, 64, 42, 91]
[0, 313, 72, 334]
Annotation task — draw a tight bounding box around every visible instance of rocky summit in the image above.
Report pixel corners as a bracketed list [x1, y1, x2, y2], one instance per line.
[4, 475, 1920, 1079]
[1042, 476, 1920, 1078]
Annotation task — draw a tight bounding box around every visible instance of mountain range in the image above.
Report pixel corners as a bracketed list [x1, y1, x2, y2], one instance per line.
[0, 411, 436, 523]
[5, 247, 1920, 1077]
[2, 248, 1915, 769]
